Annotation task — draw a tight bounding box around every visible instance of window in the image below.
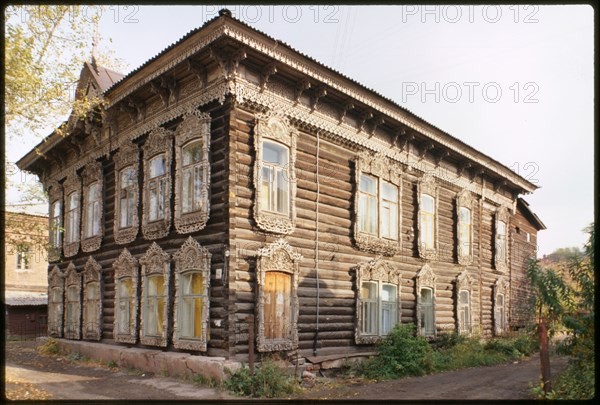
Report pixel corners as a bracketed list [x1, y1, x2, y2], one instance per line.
[354, 152, 403, 256]
[142, 128, 173, 240]
[416, 264, 436, 336]
[83, 256, 102, 340]
[355, 259, 402, 344]
[456, 190, 475, 265]
[253, 115, 297, 234]
[456, 270, 474, 334]
[174, 111, 211, 233]
[64, 262, 81, 340]
[81, 161, 103, 252]
[63, 173, 81, 257]
[256, 239, 302, 352]
[47, 181, 63, 262]
[15, 244, 31, 271]
[51, 201, 62, 252]
[417, 174, 438, 260]
[494, 207, 510, 272]
[494, 277, 509, 335]
[173, 237, 211, 351]
[113, 248, 139, 344]
[48, 266, 65, 337]
[526, 232, 531, 243]
[495, 294, 506, 333]
[140, 242, 170, 347]
[113, 140, 140, 245]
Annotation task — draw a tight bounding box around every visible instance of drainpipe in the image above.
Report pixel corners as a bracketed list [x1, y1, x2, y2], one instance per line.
[313, 130, 321, 356]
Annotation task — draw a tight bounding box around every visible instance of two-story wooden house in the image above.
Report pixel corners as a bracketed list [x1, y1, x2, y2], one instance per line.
[17, 9, 544, 364]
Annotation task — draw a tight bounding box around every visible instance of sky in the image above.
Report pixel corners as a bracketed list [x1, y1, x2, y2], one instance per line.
[7, 5, 594, 256]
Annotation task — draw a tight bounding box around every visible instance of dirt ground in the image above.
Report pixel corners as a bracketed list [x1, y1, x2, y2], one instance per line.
[4, 339, 569, 401]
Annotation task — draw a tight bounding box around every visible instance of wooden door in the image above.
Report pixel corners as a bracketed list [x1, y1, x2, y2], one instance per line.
[264, 271, 291, 340]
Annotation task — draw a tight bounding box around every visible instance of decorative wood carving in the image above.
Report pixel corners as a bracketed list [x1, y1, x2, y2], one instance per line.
[354, 258, 402, 345]
[353, 151, 403, 256]
[64, 262, 82, 340]
[210, 45, 247, 80]
[253, 113, 297, 235]
[293, 78, 311, 104]
[142, 127, 174, 240]
[83, 256, 103, 341]
[338, 100, 354, 124]
[174, 110, 211, 234]
[81, 161, 103, 252]
[493, 276, 510, 335]
[369, 116, 385, 137]
[186, 58, 207, 88]
[113, 249, 139, 344]
[417, 173, 439, 260]
[357, 110, 373, 133]
[456, 269, 474, 333]
[173, 237, 211, 351]
[63, 171, 81, 258]
[150, 79, 170, 107]
[435, 150, 450, 166]
[113, 140, 140, 245]
[260, 62, 277, 90]
[47, 181, 63, 262]
[415, 263, 437, 336]
[419, 141, 435, 159]
[256, 239, 302, 352]
[48, 266, 65, 337]
[494, 206, 511, 273]
[139, 242, 171, 347]
[456, 190, 476, 266]
[310, 86, 327, 112]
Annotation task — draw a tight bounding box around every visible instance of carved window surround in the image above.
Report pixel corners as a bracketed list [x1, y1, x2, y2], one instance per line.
[354, 258, 402, 345]
[253, 114, 297, 235]
[64, 262, 82, 340]
[63, 172, 81, 258]
[48, 266, 65, 337]
[456, 270, 474, 334]
[456, 190, 476, 265]
[417, 174, 439, 261]
[113, 248, 139, 344]
[140, 242, 171, 347]
[81, 161, 104, 252]
[353, 151, 403, 256]
[83, 256, 103, 341]
[47, 181, 63, 262]
[256, 239, 302, 352]
[416, 264, 437, 337]
[493, 276, 509, 335]
[173, 237, 211, 351]
[113, 140, 140, 245]
[174, 110, 212, 234]
[142, 128, 174, 240]
[494, 206, 511, 273]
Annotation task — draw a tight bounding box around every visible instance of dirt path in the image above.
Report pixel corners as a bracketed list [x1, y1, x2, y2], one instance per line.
[298, 353, 570, 400]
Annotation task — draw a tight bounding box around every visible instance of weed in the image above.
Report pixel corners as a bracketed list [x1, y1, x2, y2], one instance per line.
[224, 356, 298, 398]
[193, 374, 220, 388]
[107, 360, 118, 368]
[37, 338, 59, 356]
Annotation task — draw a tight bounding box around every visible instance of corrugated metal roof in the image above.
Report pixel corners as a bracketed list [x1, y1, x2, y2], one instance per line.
[4, 291, 48, 307]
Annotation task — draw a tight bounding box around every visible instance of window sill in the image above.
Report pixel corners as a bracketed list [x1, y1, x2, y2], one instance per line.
[354, 232, 401, 256]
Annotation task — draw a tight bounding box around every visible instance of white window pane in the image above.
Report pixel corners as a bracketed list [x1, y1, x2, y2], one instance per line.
[150, 155, 166, 178]
[460, 207, 471, 224]
[149, 185, 158, 221]
[263, 141, 287, 165]
[193, 166, 203, 211]
[358, 194, 367, 232]
[382, 181, 397, 202]
[421, 194, 434, 213]
[367, 195, 377, 234]
[359, 174, 376, 194]
[276, 169, 288, 213]
[183, 141, 203, 166]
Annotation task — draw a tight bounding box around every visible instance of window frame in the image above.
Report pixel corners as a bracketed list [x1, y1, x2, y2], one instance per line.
[355, 259, 402, 344]
[63, 173, 81, 258]
[48, 266, 65, 337]
[113, 248, 139, 344]
[15, 244, 31, 272]
[139, 242, 171, 347]
[456, 190, 475, 265]
[494, 277, 509, 335]
[494, 206, 511, 273]
[47, 182, 63, 262]
[173, 237, 211, 351]
[113, 140, 140, 245]
[417, 174, 438, 260]
[256, 239, 302, 352]
[81, 161, 104, 252]
[82, 256, 102, 341]
[416, 264, 437, 337]
[142, 128, 173, 240]
[64, 262, 82, 340]
[353, 151, 403, 256]
[456, 270, 474, 334]
[174, 110, 211, 234]
[253, 114, 297, 235]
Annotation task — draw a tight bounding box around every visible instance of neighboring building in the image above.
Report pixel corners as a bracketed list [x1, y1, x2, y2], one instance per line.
[17, 10, 544, 363]
[4, 211, 49, 337]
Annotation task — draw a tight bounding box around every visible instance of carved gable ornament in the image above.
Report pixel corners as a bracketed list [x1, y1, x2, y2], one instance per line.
[456, 190, 475, 265]
[112, 248, 139, 344]
[253, 113, 298, 235]
[174, 110, 212, 234]
[417, 173, 439, 261]
[63, 171, 81, 258]
[113, 140, 140, 245]
[494, 205, 511, 273]
[256, 239, 302, 352]
[354, 258, 402, 345]
[142, 127, 174, 240]
[48, 266, 66, 337]
[64, 262, 82, 340]
[81, 161, 104, 252]
[139, 242, 171, 347]
[173, 237, 212, 351]
[353, 151, 403, 256]
[83, 256, 103, 340]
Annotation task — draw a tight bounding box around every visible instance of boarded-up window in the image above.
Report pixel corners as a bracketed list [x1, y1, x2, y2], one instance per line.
[263, 271, 292, 340]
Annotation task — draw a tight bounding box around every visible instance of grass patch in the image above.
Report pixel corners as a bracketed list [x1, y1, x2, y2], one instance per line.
[224, 355, 298, 398]
[192, 374, 220, 388]
[37, 338, 60, 356]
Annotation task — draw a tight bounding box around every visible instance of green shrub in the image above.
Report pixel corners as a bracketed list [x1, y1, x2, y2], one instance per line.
[37, 338, 59, 355]
[431, 330, 468, 350]
[224, 356, 297, 398]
